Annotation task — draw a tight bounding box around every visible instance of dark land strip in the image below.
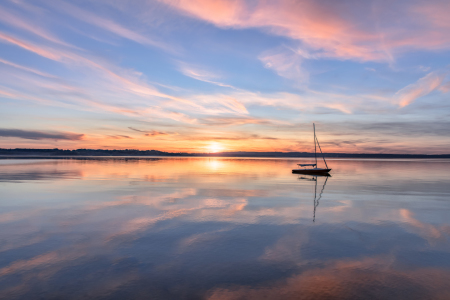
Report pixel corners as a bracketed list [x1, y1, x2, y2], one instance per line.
[1, 148, 450, 159]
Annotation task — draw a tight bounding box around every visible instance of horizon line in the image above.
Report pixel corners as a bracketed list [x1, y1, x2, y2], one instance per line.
[1, 148, 450, 157]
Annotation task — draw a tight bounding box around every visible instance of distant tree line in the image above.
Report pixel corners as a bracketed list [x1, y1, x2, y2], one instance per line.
[0, 148, 188, 156]
[1, 148, 449, 158]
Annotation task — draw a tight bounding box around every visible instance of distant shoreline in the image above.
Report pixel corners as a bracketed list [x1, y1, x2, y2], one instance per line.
[1, 149, 450, 159]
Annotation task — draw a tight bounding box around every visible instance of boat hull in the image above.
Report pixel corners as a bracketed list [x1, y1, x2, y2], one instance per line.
[292, 168, 331, 175]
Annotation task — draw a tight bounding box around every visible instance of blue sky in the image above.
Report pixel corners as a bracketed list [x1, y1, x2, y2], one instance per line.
[1, 0, 450, 153]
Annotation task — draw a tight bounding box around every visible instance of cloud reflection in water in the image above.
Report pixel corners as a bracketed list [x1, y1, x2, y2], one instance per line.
[0, 158, 449, 299]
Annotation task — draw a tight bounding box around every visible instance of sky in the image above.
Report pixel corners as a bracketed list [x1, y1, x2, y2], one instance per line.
[0, 0, 450, 154]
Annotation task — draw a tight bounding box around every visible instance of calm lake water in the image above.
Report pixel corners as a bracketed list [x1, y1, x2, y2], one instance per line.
[1, 158, 450, 300]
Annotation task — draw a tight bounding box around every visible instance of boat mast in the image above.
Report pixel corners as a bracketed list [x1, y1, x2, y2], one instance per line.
[313, 123, 317, 167]
[314, 128, 329, 169]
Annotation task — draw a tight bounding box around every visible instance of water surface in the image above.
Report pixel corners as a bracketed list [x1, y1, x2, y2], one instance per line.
[1, 158, 449, 299]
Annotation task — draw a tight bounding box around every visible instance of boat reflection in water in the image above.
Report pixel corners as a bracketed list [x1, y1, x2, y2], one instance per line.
[2, 158, 450, 299]
[298, 174, 330, 222]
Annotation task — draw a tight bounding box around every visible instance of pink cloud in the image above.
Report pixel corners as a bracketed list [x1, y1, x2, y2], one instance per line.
[141, 107, 198, 123]
[0, 31, 62, 60]
[394, 70, 448, 107]
[230, 90, 385, 114]
[439, 82, 450, 93]
[161, 0, 385, 61]
[50, 1, 173, 52]
[0, 5, 74, 48]
[412, 1, 450, 31]
[0, 29, 184, 103]
[200, 116, 275, 126]
[0, 58, 55, 78]
[0, 30, 206, 119]
[215, 96, 248, 114]
[0, 87, 18, 98]
[178, 93, 249, 115]
[0, 63, 200, 124]
[259, 46, 308, 84]
[162, 0, 450, 62]
[178, 62, 237, 89]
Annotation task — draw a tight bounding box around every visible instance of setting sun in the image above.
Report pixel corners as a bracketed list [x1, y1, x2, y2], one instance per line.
[207, 142, 224, 153]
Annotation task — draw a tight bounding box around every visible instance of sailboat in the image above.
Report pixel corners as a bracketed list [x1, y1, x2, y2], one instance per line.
[292, 123, 331, 175]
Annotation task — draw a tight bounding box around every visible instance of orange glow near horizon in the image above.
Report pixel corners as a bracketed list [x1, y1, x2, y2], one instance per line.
[1, 0, 450, 154]
[206, 142, 224, 153]
[3, 134, 447, 154]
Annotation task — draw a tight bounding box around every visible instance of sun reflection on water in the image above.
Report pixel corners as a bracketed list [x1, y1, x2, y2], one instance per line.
[0, 158, 449, 299]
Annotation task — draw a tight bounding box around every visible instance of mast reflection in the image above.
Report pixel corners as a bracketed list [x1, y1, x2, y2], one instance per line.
[298, 174, 330, 222]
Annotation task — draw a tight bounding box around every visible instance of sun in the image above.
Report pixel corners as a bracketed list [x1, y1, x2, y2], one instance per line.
[207, 142, 223, 153]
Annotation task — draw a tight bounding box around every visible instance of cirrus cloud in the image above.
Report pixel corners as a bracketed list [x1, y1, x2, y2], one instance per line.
[394, 69, 450, 107]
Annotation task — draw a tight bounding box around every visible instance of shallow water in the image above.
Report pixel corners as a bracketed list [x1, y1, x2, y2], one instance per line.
[0, 158, 449, 300]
